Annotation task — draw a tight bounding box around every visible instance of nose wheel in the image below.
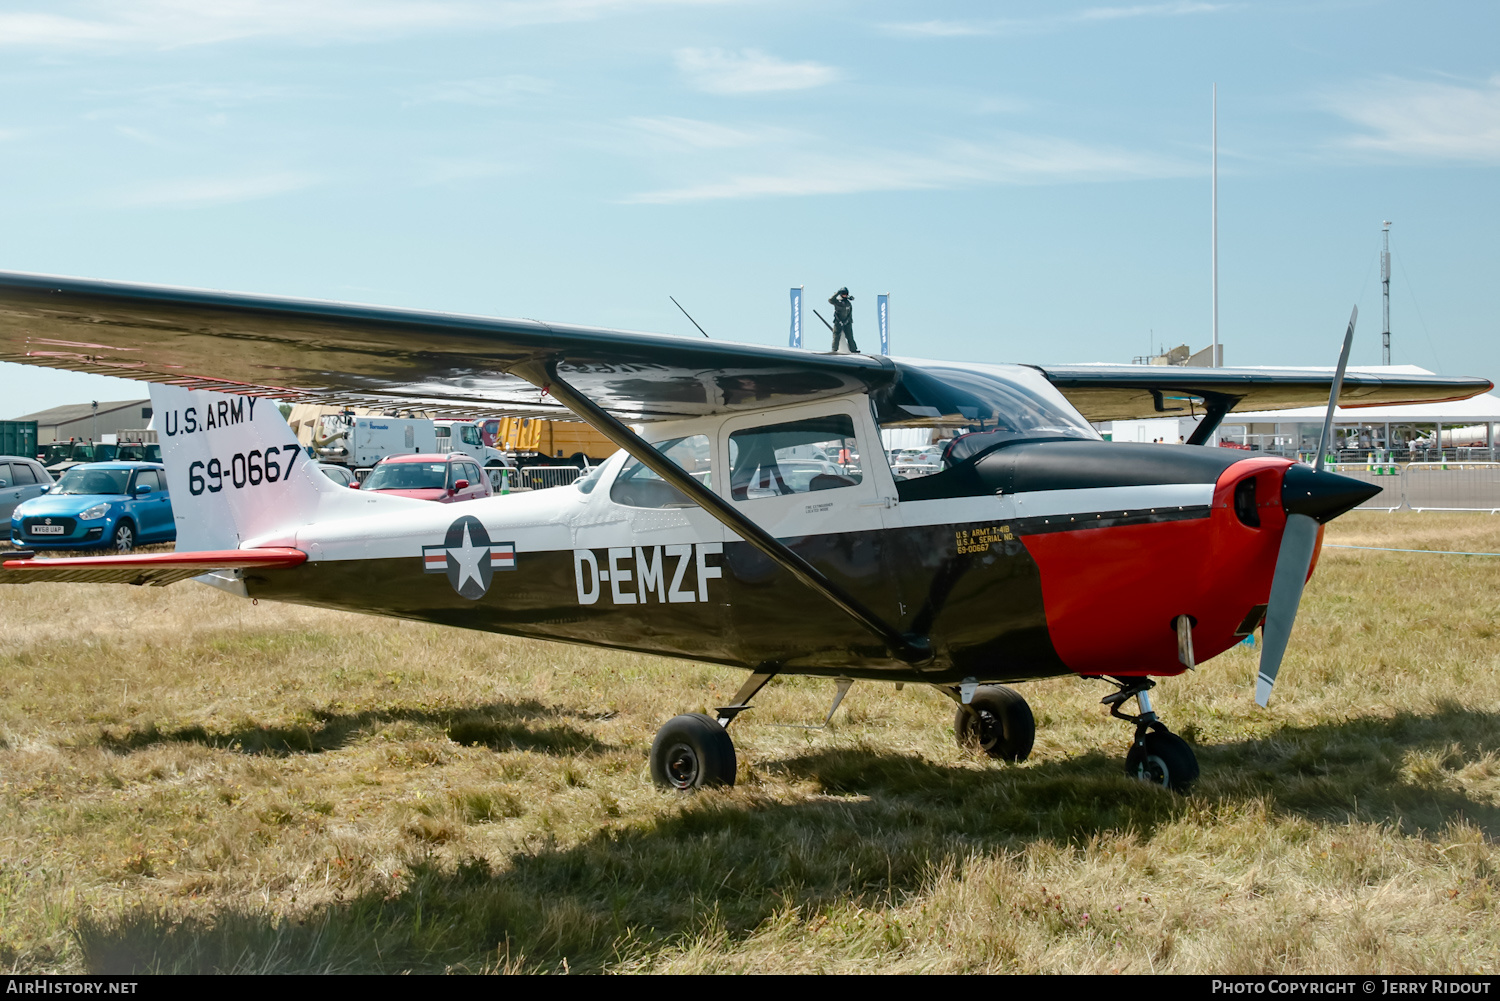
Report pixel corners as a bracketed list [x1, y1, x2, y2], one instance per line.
[1101, 678, 1198, 794]
[1126, 729, 1198, 791]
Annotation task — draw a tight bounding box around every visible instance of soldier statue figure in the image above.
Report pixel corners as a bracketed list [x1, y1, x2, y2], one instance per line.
[828, 287, 858, 353]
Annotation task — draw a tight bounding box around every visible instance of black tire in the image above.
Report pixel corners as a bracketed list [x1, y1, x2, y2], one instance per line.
[649, 713, 737, 790]
[954, 685, 1035, 762]
[1125, 729, 1199, 794]
[110, 520, 136, 553]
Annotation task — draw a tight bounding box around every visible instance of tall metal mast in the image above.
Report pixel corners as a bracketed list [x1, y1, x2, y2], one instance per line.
[1381, 221, 1392, 365]
[1211, 84, 1219, 367]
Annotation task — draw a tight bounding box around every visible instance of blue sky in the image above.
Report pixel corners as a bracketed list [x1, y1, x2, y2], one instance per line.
[3, 0, 1497, 418]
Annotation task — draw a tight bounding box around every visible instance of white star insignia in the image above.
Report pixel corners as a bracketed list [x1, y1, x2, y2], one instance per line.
[447, 522, 488, 592]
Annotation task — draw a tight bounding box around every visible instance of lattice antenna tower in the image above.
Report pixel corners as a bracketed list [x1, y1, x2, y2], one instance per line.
[1381, 221, 1392, 365]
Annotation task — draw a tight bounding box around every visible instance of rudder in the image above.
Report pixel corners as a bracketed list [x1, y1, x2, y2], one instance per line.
[150, 385, 347, 551]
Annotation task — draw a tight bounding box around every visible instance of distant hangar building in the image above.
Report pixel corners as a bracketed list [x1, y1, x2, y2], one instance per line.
[9, 399, 152, 445]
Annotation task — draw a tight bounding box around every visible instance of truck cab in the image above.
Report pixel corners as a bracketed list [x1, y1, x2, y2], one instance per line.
[434, 420, 513, 472]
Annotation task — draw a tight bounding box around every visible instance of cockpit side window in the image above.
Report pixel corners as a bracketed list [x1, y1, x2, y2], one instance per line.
[609, 435, 713, 508]
[728, 415, 863, 500]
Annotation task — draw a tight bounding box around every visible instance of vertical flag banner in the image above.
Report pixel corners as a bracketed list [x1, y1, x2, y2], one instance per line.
[877, 293, 890, 355]
[789, 286, 803, 348]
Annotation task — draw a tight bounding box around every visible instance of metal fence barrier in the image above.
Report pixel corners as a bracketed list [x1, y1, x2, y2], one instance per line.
[1330, 464, 1403, 511]
[1327, 462, 1500, 513]
[513, 465, 584, 491]
[1402, 462, 1500, 513]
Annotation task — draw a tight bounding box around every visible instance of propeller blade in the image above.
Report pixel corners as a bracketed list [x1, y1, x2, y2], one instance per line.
[1259, 306, 1359, 706]
[1314, 306, 1357, 473]
[1256, 511, 1319, 706]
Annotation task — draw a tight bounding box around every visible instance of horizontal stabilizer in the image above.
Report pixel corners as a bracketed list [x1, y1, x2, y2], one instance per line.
[0, 548, 306, 587]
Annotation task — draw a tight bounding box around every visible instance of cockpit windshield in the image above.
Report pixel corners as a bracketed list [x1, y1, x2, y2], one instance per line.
[876, 362, 1098, 480]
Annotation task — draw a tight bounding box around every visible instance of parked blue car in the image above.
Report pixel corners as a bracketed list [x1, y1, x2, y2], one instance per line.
[10, 462, 174, 551]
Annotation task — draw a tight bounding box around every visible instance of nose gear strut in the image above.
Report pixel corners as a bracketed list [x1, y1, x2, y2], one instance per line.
[1097, 677, 1199, 794]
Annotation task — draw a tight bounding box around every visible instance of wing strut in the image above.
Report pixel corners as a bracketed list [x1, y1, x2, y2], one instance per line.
[531, 363, 932, 666]
[1185, 393, 1238, 446]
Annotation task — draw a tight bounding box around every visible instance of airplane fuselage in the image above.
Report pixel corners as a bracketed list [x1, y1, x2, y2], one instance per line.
[235, 400, 1303, 685]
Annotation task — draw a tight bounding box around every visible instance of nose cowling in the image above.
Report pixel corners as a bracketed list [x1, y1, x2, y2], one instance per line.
[1281, 464, 1381, 523]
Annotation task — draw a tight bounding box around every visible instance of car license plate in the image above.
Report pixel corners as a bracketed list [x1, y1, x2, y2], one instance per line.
[30, 525, 65, 535]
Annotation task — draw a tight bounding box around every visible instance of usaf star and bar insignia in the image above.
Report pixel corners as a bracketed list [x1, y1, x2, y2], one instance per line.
[422, 515, 515, 599]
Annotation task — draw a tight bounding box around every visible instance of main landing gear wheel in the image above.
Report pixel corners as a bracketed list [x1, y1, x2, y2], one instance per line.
[1125, 728, 1199, 794]
[954, 685, 1035, 762]
[649, 713, 737, 790]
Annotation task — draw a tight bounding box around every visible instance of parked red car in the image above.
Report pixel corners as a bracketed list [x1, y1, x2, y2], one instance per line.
[358, 453, 492, 503]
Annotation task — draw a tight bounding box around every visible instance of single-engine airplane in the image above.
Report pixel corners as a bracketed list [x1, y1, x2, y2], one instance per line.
[0, 273, 1489, 793]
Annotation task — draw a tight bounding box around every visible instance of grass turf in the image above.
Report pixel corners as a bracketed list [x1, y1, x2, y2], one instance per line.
[0, 512, 1497, 973]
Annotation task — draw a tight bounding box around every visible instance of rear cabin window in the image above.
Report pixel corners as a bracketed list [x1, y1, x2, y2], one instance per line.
[610, 436, 712, 509]
[729, 415, 863, 500]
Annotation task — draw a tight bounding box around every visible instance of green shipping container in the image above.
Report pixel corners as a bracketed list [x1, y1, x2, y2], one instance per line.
[0, 421, 38, 458]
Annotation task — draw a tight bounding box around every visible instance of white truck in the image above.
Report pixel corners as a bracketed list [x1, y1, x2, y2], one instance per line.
[434, 419, 513, 470]
[313, 415, 437, 469]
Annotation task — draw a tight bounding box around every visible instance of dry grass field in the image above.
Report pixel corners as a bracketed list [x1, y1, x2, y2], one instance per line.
[1, 512, 1498, 974]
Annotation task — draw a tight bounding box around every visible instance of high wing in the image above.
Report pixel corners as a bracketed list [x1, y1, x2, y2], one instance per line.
[1034, 364, 1491, 423]
[0, 271, 890, 421]
[0, 271, 1488, 423]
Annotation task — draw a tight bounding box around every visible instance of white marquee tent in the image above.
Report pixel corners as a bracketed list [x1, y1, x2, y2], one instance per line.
[1222, 366, 1499, 449]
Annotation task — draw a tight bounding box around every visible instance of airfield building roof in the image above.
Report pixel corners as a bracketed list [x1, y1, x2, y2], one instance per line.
[11, 399, 151, 425]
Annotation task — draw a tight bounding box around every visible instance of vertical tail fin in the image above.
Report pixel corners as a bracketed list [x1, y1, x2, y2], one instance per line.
[151, 385, 349, 551]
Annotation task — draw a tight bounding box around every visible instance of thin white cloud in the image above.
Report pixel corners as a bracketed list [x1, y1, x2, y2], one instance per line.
[1076, 2, 1226, 21]
[625, 115, 792, 149]
[0, 0, 730, 50]
[118, 170, 318, 207]
[86, 82, 309, 106]
[882, 20, 992, 38]
[675, 48, 839, 95]
[1325, 75, 1500, 163]
[625, 134, 1192, 203]
[404, 75, 552, 106]
[113, 125, 165, 145]
[880, 2, 1231, 38]
[414, 157, 516, 185]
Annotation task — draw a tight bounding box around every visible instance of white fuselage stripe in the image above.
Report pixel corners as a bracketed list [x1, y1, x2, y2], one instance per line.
[1008, 483, 1214, 519]
[288, 480, 1219, 563]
